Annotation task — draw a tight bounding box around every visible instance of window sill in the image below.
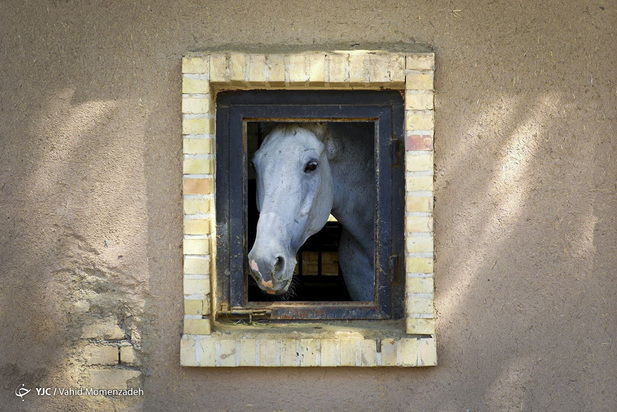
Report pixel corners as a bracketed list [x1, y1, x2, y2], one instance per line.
[181, 321, 436, 367]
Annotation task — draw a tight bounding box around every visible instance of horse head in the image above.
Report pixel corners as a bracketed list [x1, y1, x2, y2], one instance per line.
[248, 124, 334, 295]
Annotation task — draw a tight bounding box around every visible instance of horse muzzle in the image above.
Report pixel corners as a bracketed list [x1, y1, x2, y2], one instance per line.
[247, 250, 296, 295]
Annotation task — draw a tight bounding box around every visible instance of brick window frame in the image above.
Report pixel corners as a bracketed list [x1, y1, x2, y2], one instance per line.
[180, 50, 436, 367]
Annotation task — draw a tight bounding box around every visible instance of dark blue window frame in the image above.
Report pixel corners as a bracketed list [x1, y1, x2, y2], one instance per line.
[216, 90, 404, 321]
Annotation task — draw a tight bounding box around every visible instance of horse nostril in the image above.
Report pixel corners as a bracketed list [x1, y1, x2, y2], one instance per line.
[274, 256, 284, 271]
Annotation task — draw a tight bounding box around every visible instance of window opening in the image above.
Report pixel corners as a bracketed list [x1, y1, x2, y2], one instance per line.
[216, 90, 405, 321]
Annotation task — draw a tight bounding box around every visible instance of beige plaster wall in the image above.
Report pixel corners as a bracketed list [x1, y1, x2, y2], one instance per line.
[0, 0, 615, 410]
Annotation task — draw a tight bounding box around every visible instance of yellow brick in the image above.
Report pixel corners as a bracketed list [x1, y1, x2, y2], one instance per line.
[339, 339, 357, 366]
[307, 53, 326, 84]
[349, 53, 367, 84]
[182, 77, 209, 94]
[406, 175, 434, 192]
[184, 299, 206, 316]
[406, 72, 434, 90]
[406, 196, 433, 213]
[288, 54, 307, 84]
[328, 53, 347, 83]
[88, 369, 141, 390]
[198, 337, 216, 366]
[405, 111, 435, 131]
[239, 339, 257, 366]
[183, 277, 210, 295]
[406, 152, 433, 172]
[210, 53, 229, 83]
[419, 338, 437, 366]
[381, 339, 399, 366]
[183, 238, 210, 255]
[81, 318, 125, 340]
[406, 236, 434, 253]
[406, 54, 435, 71]
[120, 346, 137, 366]
[320, 339, 339, 366]
[360, 339, 377, 366]
[183, 177, 213, 195]
[183, 138, 213, 154]
[406, 318, 436, 335]
[182, 56, 209, 74]
[229, 53, 246, 83]
[367, 53, 390, 82]
[180, 337, 197, 366]
[267, 54, 286, 85]
[389, 54, 406, 82]
[280, 339, 299, 366]
[183, 318, 211, 335]
[299, 339, 319, 367]
[184, 219, 212, 235]
[183, 158, 214, 175]
[400, 338, 419, 367]
[183, 197, 210, 215]
[216, 339, 238, 366]
[259, 339, 277, 366]
[182, 98, 210, 114]
[407, 295, 434, 315]
[247, 54, 267, 84]
[184, 256, 210, 275]
[183, 117, 214, 135]
[406, 257, 434, 273]
[407, 277, 434, 294]
[84, 344, 119, 365]
[405, 92, 434, 110]
[406, 215, 433, 233]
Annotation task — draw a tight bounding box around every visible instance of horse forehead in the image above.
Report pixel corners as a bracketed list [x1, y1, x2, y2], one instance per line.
[258, 127, 325, 156]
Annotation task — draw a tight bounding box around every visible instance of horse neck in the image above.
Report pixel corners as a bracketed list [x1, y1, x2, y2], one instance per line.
[328, 125, 375, 242]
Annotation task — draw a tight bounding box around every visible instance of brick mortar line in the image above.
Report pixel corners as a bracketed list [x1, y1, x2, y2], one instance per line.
[184, 274, 209, 279]
[184, 194, 215, 200]
[407, 292, 434, 298]
[405, 89, 435, 95]
[184, 153, 215, 159]
[184, 294, 207, 300]
[406, 171, 434, 177]
[183, 113, 214, 119]
[406, 150, 435, 156]
[183, 134, 215, 139]
[184, 214, 215, 221]
[406, 252, 434, 258]
[405, 69, 436, 74]
[405, 190, 433, 197]
[182, 93, 210, 98]
[406, 272, 435, 278]
[407, 232, 433, 237]
[405, 130, 434, 136]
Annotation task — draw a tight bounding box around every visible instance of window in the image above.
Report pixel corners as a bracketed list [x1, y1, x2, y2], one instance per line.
[215, 90, 405, 321]
[181, 51, 437, 367]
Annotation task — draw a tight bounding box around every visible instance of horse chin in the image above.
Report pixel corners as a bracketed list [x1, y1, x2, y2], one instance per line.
[264, 277, 293, 296]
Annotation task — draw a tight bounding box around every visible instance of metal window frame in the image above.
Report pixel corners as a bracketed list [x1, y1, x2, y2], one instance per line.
[215, 90, 405, 321]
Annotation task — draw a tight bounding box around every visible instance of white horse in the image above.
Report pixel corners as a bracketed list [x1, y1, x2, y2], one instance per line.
[247, 123, 375, 301]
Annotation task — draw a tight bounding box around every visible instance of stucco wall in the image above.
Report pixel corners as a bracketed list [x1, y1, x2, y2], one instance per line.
[1, 1, 616, 410]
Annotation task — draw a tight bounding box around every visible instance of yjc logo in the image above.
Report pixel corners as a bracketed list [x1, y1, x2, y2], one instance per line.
[15, 384, 31, 401]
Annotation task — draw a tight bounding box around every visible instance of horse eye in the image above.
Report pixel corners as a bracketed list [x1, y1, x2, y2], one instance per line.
[304, 161, 318, 173]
